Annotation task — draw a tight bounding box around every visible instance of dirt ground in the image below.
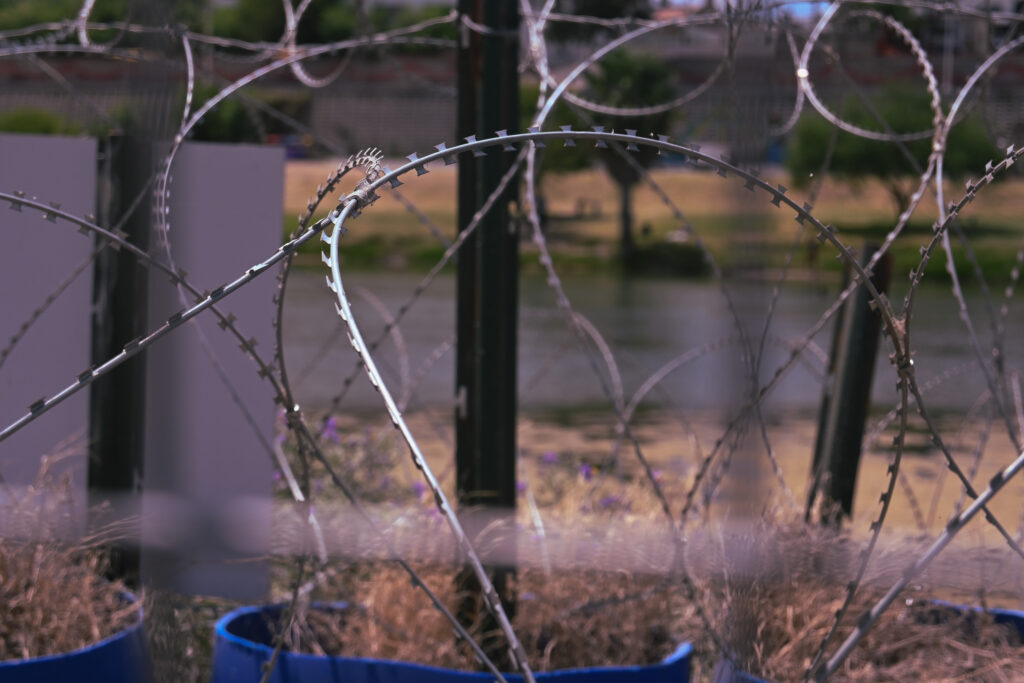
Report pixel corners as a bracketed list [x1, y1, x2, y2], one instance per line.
[287, 408, 1024, 610]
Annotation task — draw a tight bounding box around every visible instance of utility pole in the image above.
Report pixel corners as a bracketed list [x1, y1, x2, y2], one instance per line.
[455, 0, 520, 669]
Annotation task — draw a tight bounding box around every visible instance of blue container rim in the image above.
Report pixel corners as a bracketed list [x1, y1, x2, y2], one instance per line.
[215, 601, 693, 677]
[927, 599, 1024, 619]
[0, 589, 143, 668]
[925, 599, 1024, 637]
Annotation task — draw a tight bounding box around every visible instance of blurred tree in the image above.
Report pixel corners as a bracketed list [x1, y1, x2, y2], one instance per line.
[0, 108, 80, 135]
[0, 0, 117, 30]
[546, 0, 652, 43]
[0, 0, 204, 33]
[520, 82, 592, 226]
[521, 83, 593, 174]
[211, 1, 454, 51]
[388, 5, 457, 53]
[188, 84, 262, 143]
[0, 0, 452, 54]
[583, 49, 675, 262]
[213, 0, 285, 43]
[787, 89, 1000, 217]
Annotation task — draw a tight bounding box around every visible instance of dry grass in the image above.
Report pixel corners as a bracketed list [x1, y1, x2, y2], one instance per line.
[263, 526, 1024, 681]
[0, 452, 140, 663]
[0, 450, 141, 664]
[699, 521, 1024, 681]
[0, 540, 138, 661]
[145, 591, 241, 682]
[5, 417, 1014, 678]
[745, 584, 1024, 681]
[284, 563, 694, 672]
[284, 158, 458, 241]
[264, 419, 1024, 681]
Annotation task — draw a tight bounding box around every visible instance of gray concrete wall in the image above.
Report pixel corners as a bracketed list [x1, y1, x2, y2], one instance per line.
[141, 141, 282, 600]
[0, 134, 281, 597]
[0, 133, 97, 535]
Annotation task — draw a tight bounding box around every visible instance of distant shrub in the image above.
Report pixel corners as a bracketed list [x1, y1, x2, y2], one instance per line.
[188, 85, 263, 144]
[0, 108, 81, 136]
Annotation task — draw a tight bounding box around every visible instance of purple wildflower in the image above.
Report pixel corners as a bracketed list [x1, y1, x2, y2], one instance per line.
[541, 451, 558, 465]
[580, 463, 592, 481]
[516, 481, 527, 493]
[599, 494, 623, 510]
[321, 416, 341, 444]
[412, 480, 426, 499]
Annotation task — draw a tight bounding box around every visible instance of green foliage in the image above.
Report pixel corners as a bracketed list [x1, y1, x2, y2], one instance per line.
[0, 0, 131, 30]
[395, 6, 454, 36]
[584, 49, 676, 188]
[211, 1, 453, 49]
[213, 0, 285, 43]
[258, 91, 312, 136]
[579, 49, 677, 258]
[546, 0, 652, 42]
[187, 85, 262, 144]
[0, 0, 452, 51]
[317, 4, 359, 43]
[0, 104, 140, 138]
[0, 0, 81, 30]
[786, 88, 1000, 212]
[521, 83, 592, 175]
[624, 242, 710, 277]
[0, 108, 80, 135]
[0, 0, 202, 32]
[367, 5, 456, 54]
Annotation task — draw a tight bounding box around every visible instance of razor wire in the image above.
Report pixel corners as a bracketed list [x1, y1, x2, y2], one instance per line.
[3, 1, 1024, 680]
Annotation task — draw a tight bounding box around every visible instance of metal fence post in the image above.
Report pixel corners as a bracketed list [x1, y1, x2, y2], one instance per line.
[455, 0, 520, 667]
[808, 244, 892, 522]
[87, 0, 177, 583]
[88, 134, 153, 585]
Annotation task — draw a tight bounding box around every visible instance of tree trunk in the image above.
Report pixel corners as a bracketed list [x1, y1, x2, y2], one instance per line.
[886, 180, 911, 219]
[619, 179, 634, 263]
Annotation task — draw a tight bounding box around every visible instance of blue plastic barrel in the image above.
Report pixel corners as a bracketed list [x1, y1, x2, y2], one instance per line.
[0, 591, 150, 683]
[924, 600, 1024, 641]
[212, 603, 692, 683]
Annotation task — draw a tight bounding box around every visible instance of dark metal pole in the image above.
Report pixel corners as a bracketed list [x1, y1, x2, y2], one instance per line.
[808, 244, 892, 523]
[87, 0, 177, 584]
[806, 265, 848, 523]
[88, 135, 152, 586]
[455, 0, 520, 667]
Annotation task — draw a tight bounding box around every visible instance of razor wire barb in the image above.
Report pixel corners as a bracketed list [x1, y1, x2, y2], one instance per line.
[3, 1, 1024, 680]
